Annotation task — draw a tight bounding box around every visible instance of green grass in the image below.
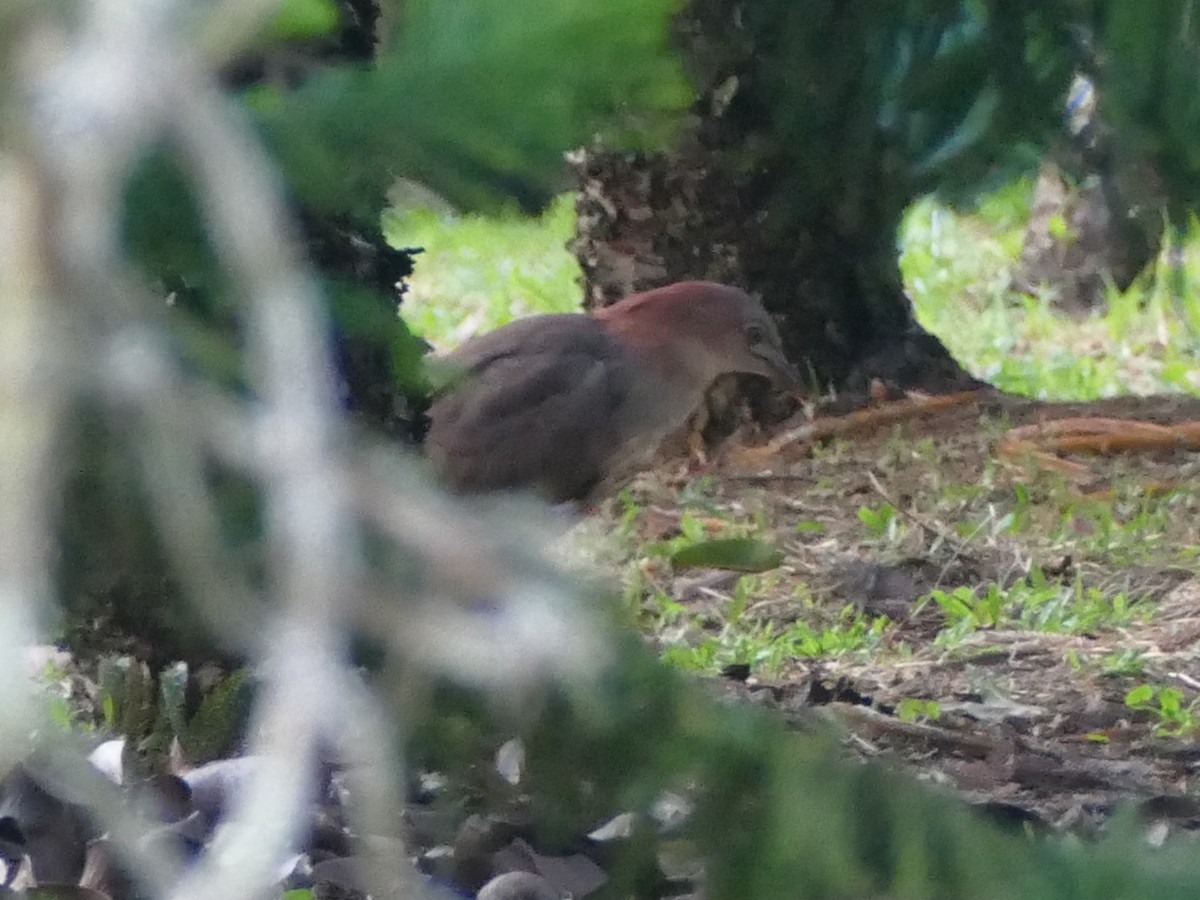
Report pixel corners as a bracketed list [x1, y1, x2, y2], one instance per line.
[388, 178, 1200, 400]
[383, 194, 581, 352]
[899, 179, 1200, 400]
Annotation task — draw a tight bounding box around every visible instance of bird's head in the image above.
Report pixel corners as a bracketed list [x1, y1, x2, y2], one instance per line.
[594, 281, 801, 390]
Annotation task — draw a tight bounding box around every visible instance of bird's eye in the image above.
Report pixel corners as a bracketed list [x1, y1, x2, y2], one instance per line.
[744, 323, 767, 344]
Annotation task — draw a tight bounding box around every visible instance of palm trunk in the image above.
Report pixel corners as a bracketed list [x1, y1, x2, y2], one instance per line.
[572, 1, 1020, 397]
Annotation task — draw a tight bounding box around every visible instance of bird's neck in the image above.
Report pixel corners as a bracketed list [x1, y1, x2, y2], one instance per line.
[592, 295, 730, 435]
[594, 303, 725, 394]
[611, 340, 719, 447]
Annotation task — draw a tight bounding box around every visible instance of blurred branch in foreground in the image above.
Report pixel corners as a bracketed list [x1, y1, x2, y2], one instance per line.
[0, 3, 610, 899]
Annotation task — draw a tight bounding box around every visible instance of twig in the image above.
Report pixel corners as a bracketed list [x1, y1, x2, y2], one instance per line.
[864, 470, 982, 596]
[723, 472, 813, 484]
[998, 417, 1200, 485]
[827, 703, 997, 760]
[762, 390, 990, 456]
[165, 50, 357, 900]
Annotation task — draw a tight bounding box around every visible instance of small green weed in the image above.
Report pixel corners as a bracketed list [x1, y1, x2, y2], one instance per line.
[930, 585, 1005, 638]
[1100, 648, 1148, 678]
[858, 503, 901, 542]
[642, 508, 742, 559]
[659, 606, 887, 675]
[931, 570, 1148, 645]
[1125, 684, 1199, 737]
[896, 698, 942, 723]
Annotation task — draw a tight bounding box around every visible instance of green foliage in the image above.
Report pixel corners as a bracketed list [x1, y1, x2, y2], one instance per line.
[726, 0, 1079, 225]
[162, 667, 255, 764]
[897, 697, 942, 723]
[122, 151, 222, 288]
[643, 508, 744, 557]
[1097, 0, 1200, 223]
[31, 658, 88, 733]
[254, 0, 688, 217]
[94, 658, 252, 769]
[327, 280, 430, 392]
[1101, 647, 1147, 677]
[901, 183, 1200, 401]
[659, 606, 886, 674]
[930, 584, 1005, 634]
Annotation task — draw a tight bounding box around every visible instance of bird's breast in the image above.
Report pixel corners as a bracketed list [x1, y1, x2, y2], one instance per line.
[611, 368, 709, 454]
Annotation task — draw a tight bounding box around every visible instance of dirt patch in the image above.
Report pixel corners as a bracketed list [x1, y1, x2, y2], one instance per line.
[594, 391, 1200, 832]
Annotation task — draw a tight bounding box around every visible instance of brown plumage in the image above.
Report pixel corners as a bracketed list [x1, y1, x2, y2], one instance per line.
[425, 281, 799, 503]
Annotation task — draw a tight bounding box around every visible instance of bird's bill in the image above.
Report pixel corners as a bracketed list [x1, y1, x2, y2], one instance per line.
[756, 346, 803, 389]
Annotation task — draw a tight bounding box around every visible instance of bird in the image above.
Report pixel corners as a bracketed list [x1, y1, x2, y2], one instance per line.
[424, 280, 800, 503]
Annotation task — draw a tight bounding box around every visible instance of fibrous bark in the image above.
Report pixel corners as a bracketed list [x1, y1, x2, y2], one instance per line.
[571, 3, 1027, 398]
[1014, 78, 1165, 312]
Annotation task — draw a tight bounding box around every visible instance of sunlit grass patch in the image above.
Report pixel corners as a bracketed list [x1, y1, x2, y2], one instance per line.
[900, 181, 1200, 400]
[383, 193, 580, 351]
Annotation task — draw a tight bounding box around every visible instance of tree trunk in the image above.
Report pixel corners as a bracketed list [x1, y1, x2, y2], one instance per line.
[1013, 78, 1165, 313]
[571, 4, 993, 399]
[1014, 161, 1161, 312]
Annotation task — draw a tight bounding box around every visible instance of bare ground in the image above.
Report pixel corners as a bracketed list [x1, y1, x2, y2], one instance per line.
[594, 392, 1200, 834]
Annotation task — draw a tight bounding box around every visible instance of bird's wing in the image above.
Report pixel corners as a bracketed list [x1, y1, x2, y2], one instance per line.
[427, 318, 636, 501]
[435, 315, 602, 378]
